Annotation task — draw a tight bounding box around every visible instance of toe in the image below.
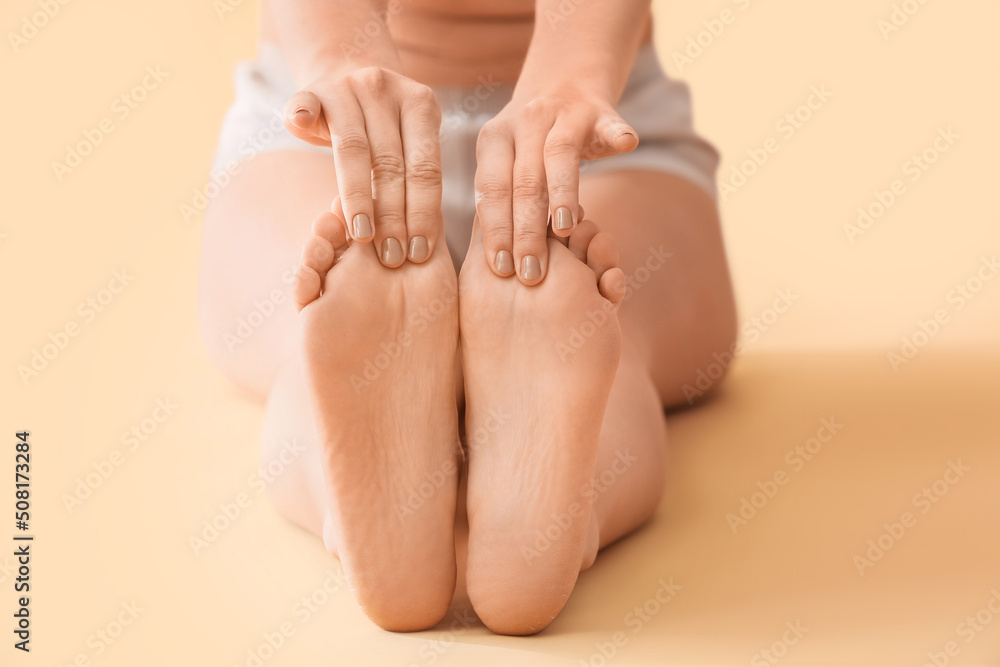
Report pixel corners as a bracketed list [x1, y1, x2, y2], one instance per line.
[585, 231, 620, 277]
[312, 209, 349, 255]
[599, 267, 627, 307]
[294, 265, 322, 311]
[567, 219, 601, 263]
[302, 236, 335, 276]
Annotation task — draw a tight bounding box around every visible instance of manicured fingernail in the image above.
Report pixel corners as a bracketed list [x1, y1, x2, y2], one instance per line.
[495, 250, 514, 275]
[521, 255, 540, 281]
[408, 236, 429, 262]
[352, 213, 372, 239]
[381, 238, 403, 266]
[555, 207, 574, 230]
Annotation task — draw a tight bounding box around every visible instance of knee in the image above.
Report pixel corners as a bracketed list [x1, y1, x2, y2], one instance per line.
[667, 289, 739, 406]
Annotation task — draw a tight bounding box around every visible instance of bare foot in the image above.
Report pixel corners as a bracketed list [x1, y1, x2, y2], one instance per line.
[294, 210, 461, 631]
[460, 219, 626, 635]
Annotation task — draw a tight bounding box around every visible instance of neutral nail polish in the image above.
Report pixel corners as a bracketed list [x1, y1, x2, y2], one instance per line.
[408, 236, 429, 262]
[381, 238, 404, 266]
[495, 250, 514, 275]
[555, 207, 574, 230]
[352, 213, 372, 239]
[521, 255, 541, 281]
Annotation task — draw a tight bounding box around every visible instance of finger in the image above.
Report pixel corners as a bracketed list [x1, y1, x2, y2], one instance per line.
[511, 119, 553, 286]
[544, 120, 585, 238]
[283, 90, 331, 146]
[357, 87, 407, 268]
[400, 86, 443, 264]
[583, 112, 638, 160]
[327, 87, 376, 244]
[475, 123, 516, 277]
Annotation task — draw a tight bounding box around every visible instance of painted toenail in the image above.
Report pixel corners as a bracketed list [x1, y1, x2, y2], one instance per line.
[521, 255, 541, 281]
[381, 238, 404, 266]
[495, 250, 514, 275]
[408, 236, 429, 262]
[352, 213, 372, 240]
[554, 207, 574, 230]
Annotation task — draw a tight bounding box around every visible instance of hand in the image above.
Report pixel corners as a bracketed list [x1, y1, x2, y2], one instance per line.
[473, 85, 638, 284]
[283, 67, 444, 267]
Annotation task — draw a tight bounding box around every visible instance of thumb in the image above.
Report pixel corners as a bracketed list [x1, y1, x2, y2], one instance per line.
[586, 113, 638, 160]
[283, 90, 332, 146]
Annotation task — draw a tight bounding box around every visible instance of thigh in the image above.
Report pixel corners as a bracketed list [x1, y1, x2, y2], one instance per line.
[199, 151, 337, 398]
[579, 169, 737, 406]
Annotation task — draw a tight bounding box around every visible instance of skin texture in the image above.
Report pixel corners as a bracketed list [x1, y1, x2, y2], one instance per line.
[199, 0, 738, 635]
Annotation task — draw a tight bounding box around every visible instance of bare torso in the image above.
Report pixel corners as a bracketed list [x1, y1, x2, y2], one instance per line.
[263, 0, 651, 86]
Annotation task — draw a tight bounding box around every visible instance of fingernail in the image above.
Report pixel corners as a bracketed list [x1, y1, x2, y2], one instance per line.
[352, 213, 372, 239]
[408, 236, 429, 262]
[495, 250, 514, 275]
[521, 255, 540, 281]
[555, 207, 574, 230]
[381, 238, 404, 266]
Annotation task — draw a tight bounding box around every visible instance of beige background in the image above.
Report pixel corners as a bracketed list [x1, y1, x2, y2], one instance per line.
[2, 0, 999, 665]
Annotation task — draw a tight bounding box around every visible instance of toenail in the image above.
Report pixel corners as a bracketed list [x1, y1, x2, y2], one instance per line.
[554, 207, 574, 231]
[352, 213, 372, 240]
[521, 255, 541, 281]
[495, 250, 514, 275]
[408, 236, 429, 263]
[381, 238, 404, 266]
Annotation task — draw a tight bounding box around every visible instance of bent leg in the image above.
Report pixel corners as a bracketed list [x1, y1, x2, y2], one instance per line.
[580, 170, 736, 548]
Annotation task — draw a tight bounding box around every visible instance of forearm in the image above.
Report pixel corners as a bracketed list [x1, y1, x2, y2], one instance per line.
[517, 0, 652, 102]
[268, 0, 402, 86]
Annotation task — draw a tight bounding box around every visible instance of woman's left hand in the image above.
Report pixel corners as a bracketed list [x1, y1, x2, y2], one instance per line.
[473, 84, 638, 285]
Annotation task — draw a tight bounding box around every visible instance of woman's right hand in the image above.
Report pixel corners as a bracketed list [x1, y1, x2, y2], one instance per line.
[283, 67, 444, 267]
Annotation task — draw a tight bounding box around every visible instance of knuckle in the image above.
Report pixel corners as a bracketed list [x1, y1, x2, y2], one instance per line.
[339, 185, 372, 205]
[405, 159, 443, 185]
[513, 227, 545, 246]
[334, 131, 370, 154]
[512, 174, 546, 201]
[475, 180, 512, 203]
[544, 136, 580, 159]
[371, 152, 406, 180]
[376, 210, 406, 229]
[352, 67, 388, 93]
[520, 98, 555, 122]
[481, 224, 512, 247]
